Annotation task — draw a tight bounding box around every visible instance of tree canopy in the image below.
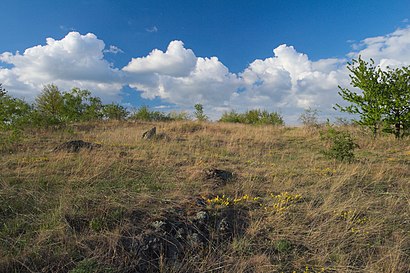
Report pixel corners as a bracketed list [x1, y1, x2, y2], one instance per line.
[336, 57, 410, 138]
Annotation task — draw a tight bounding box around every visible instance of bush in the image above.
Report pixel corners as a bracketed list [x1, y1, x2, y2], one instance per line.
[168, 111, 190, 121]
[194, 104, 207, 121]
[220, 110, 242, 123]
[34, 85, 104, 127]
[130, 106, 190, 122]
[102, 103, 129, 120]
[219, 109, 284, 125]
[299, 107, 319, 127]
[320, 126, 358, 163]
[0, 93, 32, 130]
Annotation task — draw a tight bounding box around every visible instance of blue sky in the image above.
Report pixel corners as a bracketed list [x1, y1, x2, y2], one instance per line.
[1, 1, 410, 123]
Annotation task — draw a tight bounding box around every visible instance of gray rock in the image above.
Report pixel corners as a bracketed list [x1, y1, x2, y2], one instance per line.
[205, 168, 233, 184]
[142, 127, 156, 139]
[53, 140, 101, 152]
[195, 211, 208, 222]
[151, 220, 166, 231]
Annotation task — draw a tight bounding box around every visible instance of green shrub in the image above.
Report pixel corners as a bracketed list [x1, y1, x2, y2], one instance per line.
[320, 126, 358, 163]
[275, 239, 292, 253]
[0, 90, 33, 130]
[194, 103, 208, 121]
[220, 110, 242, 123]
[219, 109, 284, 125]
[168, 111, 190, 121]
[130, 106, 190, 122]
[299, 107, 319, 127]
[102, 103, 129, 120]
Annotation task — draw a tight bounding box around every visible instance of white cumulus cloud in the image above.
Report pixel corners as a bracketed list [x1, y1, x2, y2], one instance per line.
[1, 26, 410, 123]
[0, 32, 123, 100]
[123, 40, 196, 77]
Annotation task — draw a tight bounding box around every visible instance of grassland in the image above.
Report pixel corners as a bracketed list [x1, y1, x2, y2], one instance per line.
[0, 121, 409, 272]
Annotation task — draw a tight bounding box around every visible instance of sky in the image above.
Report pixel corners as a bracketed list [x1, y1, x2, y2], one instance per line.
[1, 0, 410, 123]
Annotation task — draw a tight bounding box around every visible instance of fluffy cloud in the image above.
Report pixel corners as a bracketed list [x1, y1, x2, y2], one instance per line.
[123, 40, 196, 77]
[228, 45, 350, 123]
[0, 32, 123, 100]
[348, 27, 410, 68]
[1, 27, 410, 123]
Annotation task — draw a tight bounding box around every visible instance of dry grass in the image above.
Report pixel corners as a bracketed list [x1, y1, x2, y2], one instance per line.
[0, 121, 409, 272]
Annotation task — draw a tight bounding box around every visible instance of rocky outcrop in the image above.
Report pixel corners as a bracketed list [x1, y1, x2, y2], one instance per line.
[115, 204, 248, 272]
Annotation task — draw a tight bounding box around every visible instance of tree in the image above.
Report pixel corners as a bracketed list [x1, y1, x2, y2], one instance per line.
[0, 85, 32, 129]
[83, 96, 103, 121]
[62, 88, 103, 121]
[62, 88, 90, 121]
[299, 107, 319, 127]
[336, 57, 385, 137]
[0, 83, 6, 97]
[35, 84, 65, 125]
[336, 57, 410, 138]
[194, 104, 207, 121]
[380, 66, 410, 138]
[102, 103, 129, 120]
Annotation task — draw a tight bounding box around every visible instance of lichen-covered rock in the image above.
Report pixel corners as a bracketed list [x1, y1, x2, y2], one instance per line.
[114, 205, 248, 272]
[142, 127, 156, 139]
[205, 168, 233, 185]
[53, 140, 101, 152]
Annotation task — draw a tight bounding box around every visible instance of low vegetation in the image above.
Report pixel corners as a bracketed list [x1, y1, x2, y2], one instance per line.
[219, 109, 284, 126]
[0, 120, 409, 272]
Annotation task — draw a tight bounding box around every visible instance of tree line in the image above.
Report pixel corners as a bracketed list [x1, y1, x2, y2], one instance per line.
[1, 56, 410, 138]
[0, 84, 285, 131]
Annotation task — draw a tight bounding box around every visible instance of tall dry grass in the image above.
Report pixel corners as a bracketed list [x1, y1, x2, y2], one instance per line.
[0, 120, 409, 272]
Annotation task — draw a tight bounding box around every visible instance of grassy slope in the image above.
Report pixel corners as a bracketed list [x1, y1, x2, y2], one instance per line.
[0, 121, 409, 272]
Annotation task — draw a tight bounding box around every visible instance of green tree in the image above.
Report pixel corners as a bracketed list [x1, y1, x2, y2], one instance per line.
[35, 84, 65, 125]
[62, 88, 103, 121]
[102, 103, 129, 120]
[336, 57, 385, 137]
[83, 96, 103, 121]
[0, 83, 6, 97]
[299, 107, 319, 127]
[194, 104, 207, 121]
[337, 57, 410, 138]
[62, 88, 90, 121]
[380, 66, 410, 138]
[130, 105, 152, 121]
[0, 85, 32, 129]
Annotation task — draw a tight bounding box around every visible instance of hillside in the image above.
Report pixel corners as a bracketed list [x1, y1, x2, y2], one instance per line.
[0, 121, 409, 273]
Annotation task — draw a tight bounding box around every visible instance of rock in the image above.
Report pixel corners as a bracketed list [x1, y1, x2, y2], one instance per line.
[115, 206, 249, 272]
[53, 140, 101, 152]
[142, 127, 156, 139]
[195, 211, 208, 222]
[151, 220, 166, 232]
[218, 217, 230, 233]
[205, 168, 233, 184]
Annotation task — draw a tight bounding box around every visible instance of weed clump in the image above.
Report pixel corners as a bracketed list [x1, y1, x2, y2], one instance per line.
[320, 126, 358, 162]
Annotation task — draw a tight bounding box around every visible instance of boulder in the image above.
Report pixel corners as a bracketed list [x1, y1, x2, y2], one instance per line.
[53, 140, 101, 152]
[142, 127, 156, 140]
[205, 168, 233, 185]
